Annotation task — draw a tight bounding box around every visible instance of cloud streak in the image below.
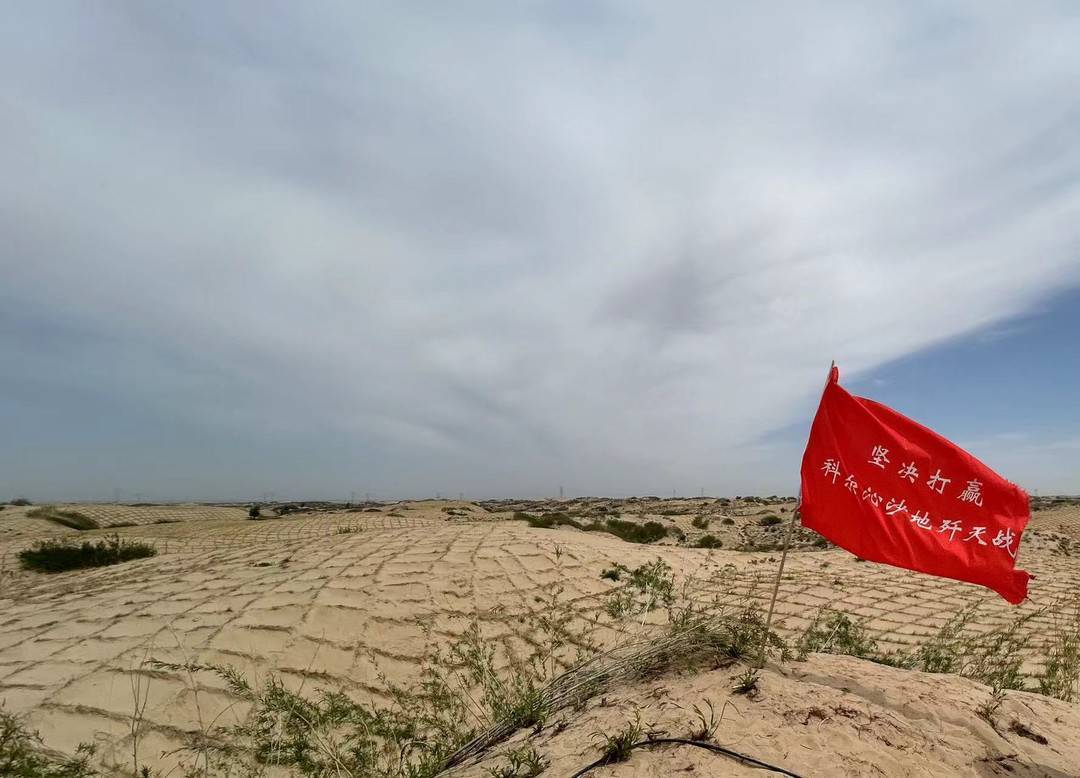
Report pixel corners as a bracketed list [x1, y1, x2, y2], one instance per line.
[2, 3, 1079, 499]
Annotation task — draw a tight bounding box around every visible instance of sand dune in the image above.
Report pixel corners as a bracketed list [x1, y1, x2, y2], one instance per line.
[0, 499, 1077, 775]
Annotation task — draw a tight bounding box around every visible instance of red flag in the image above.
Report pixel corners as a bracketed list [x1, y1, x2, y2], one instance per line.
[800, 365, 1031, 604]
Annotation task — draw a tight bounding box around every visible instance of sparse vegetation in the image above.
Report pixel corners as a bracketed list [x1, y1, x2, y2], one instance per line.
[248, 504, 261, 519]
[130, 554, 787, 778]
[484, 745, 546, 777]
[721, 517, 734, 525]
[19, 535, 157, 573]
[9, 497, 32, 506]
[6, 493, 1080, 774]
[690, 516, 710, 530]
[604, 559, 675, 619]
[797, 609, 879, 660]
[0, 705, 97, 776]
[794, 603, 1079, 699]
[590, 714, 646, 766]
[758, 515, 783, 527]
[1039, 604, 1080, 701]
[26, 506, 98, 531]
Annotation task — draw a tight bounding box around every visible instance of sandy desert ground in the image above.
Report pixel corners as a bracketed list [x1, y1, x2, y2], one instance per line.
[1, 497, 1078, 776]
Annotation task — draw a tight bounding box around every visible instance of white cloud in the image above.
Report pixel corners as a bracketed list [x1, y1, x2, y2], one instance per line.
[1, 3, 1079, 499]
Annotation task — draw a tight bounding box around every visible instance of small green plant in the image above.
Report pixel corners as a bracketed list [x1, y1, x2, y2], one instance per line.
[0, 705, 98, 776]
[797, 610, 877, 659]
[721, 517, 735, 525]
[976, 688, 1006, 725]
[758, 515, 783, 527]
[248, 504, 261, 519]
[687, 699, 720, 740]
[19, 535, 157, 573]
[600, 567, 622, 581]
[26, 506, 98, 530]
[603, 560, 675, 619]
[592, 714, 645, 766]
[690, 516, 710, 530]
[693, 535, 723, 549]
[484, 745, 546, 777]
[732, 668, 759, 695]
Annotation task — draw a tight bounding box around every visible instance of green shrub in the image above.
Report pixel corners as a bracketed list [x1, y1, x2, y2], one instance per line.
[26, 507, 98, 531]
[19, 535, 157, 573]
[602, 519, 667, 544]
[519, 512, 584, 530]
[1039, 612, 1080, 701]
[797, 610, 878, 659]
[721, 517, 735, 525]
[759, 515, 783, 527]
[0, 706, 97, 777]
[248, 504, 261, 519]
[519, 514, 667, 544]
[9, 497, 31, 506]
[604, 560, 676, 619]
[690, 516, 710, 530]
[693, 535, 723, 549]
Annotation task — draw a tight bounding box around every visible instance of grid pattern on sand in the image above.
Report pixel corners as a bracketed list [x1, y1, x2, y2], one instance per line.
[0, 511, 1076, 774]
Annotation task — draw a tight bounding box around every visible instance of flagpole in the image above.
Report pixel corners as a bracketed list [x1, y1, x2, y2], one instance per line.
[756, 361, 834, 668]
[757, 503, 798, 668]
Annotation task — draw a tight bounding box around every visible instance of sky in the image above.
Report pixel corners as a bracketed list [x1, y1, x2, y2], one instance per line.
[1, 3, 1078, 502]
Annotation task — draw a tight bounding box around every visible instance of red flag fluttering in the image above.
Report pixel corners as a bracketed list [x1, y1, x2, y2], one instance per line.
[800, 366, 1031, 604]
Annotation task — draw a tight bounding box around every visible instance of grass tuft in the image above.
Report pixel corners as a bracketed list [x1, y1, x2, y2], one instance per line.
[731, 668, 759, 695]
[592, 714, 646, 766]
[483, 745, 546, 777]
